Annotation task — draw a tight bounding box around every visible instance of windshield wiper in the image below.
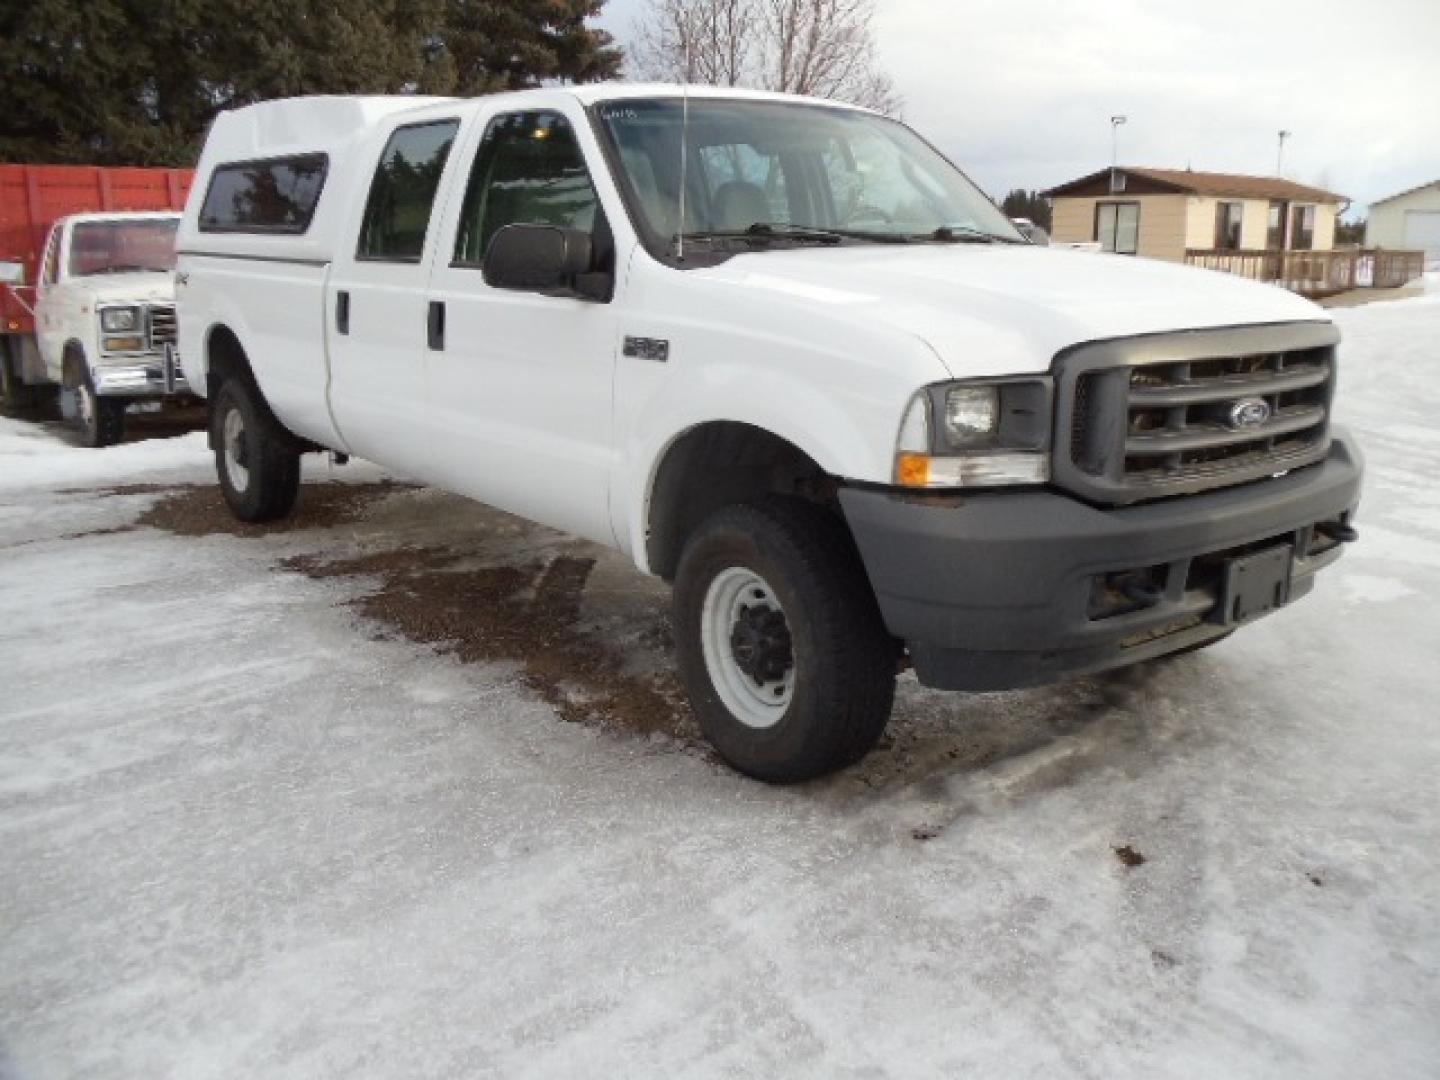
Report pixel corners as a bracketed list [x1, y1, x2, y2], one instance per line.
[919, 225, 1024, 245]
[679, 223, 845, 247]
[677, 222, 925, 250]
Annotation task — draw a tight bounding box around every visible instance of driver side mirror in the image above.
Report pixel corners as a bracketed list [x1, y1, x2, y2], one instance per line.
[483, 224, 608, 300]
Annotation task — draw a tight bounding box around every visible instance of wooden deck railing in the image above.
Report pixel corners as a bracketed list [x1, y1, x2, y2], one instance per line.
[1183, 248, 1426, 297]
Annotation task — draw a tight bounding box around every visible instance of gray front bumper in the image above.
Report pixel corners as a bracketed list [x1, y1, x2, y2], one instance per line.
[839, 431, 1364, 690]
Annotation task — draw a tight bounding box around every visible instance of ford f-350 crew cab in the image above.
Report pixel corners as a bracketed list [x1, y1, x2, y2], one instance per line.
[176, 86, 1362, 782]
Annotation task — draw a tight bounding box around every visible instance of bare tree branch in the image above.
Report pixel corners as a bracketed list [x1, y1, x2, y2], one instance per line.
[633, 0, 754, 87]
[632, 0, 900, 114]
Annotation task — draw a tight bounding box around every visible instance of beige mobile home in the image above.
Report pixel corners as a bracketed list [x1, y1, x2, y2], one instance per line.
[1045, 167, 1345, 262]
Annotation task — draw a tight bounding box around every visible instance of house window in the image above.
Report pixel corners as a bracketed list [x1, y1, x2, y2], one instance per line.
[1110, 170, 1127, 194]
[1266, 201, 1286, 250]
[1215, 201, 1244, 250]
[1290, 205, 1315, 250]
[1095, 201, 1139, 254]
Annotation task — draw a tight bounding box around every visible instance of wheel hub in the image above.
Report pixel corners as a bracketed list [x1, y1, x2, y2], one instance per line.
[699, 567, 797, 729]
[729, 603, 793, 685]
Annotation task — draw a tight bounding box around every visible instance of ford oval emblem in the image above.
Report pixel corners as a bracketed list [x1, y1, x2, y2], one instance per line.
[1228, 397, 1272, 429]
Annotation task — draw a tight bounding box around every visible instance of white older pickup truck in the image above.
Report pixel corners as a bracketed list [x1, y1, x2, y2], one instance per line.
[34, 212, 190, 446]
[175, 86, 1362, 782]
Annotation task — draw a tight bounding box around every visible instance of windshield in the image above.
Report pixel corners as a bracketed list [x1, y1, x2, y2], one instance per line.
[595, 98, 1022, 251]
[67, 218, 179, 277]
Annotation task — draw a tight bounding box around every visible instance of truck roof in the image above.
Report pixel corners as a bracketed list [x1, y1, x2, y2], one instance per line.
[62, 211, 182, 226]
[179, 85, 879, 266]
[200, 84, 875, 162]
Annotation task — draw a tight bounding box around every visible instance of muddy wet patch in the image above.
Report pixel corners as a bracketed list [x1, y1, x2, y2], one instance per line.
[138, 481, 415, 537]
[283, 546, 697, 745]
[61, 482, 193, 498]
[1113, 844, 1147, 868]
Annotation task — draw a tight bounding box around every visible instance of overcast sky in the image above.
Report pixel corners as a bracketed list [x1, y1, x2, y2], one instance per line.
[594, 0, 1440, 216]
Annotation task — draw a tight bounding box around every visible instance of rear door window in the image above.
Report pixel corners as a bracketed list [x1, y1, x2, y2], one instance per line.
[357, 120, 460, 262]
[199, 154, 329, 233]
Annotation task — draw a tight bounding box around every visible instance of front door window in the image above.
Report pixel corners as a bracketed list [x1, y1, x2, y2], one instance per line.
[452, 111, 603, 268]
[42, 226, 61, 284]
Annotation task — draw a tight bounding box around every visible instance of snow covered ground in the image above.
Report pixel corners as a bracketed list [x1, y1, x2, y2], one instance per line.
[2, 283, 1438, 1079]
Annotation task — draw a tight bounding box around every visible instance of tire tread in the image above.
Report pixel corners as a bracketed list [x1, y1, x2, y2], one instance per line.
[675, 496, 895, 782]
[213, 378, 300, 522]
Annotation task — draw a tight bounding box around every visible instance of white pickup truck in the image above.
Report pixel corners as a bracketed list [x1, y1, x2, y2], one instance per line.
[175, 86, 1362, 782]
[33, 212, 190, 445]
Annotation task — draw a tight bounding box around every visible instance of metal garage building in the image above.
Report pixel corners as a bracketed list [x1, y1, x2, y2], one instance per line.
[1366, 179, 1440, 266]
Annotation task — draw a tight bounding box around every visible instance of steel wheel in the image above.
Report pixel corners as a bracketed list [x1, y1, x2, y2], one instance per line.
[76, 379, 96, 439]
[222, 405, 250, 494]
[210, 377, 300, 523]
[699, 566, 796, 729]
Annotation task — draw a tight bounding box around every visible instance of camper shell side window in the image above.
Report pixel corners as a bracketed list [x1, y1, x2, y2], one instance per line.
[199, 154, 330, 234]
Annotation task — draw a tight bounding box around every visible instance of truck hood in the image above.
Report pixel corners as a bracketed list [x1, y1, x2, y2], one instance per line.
[695, 243, 1329, 377]
[69, 272, 176, 305]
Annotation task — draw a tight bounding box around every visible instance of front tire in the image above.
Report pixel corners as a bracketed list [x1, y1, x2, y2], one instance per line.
[673, 497, 897, 783]
[211, 378, 300, 522]
[74, 372, 125, 448]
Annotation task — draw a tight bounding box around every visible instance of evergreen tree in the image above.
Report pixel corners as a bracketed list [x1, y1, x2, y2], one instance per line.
[1000, 189, 1052, 231]
[438, 0, 622, 94]
[0, 0, 621, 166]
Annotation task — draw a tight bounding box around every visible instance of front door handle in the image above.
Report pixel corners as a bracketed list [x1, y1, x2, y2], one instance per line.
[335, 290, 350, 335]
[427, 300, 445, 351]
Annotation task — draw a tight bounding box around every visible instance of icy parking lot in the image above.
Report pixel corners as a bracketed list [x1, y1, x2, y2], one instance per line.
[2, 286, 1438, 1079]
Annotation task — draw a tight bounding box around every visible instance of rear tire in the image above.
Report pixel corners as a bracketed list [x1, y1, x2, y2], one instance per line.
[212, 378, 300, 522]
[673, 497, 896, 783]
[74, 371, 125, 447]
[0, 347, 38, 414]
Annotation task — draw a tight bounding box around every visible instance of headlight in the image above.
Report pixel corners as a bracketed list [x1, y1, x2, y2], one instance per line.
[894, 378, 1052, 488]
[101, 306, 141, 332]
[941, 386, 999, 447]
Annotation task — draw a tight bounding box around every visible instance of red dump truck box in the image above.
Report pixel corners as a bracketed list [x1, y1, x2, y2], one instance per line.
[1, 164, 194, 336]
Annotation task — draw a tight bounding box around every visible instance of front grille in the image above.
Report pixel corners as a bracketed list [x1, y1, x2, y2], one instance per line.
[1055, 323, 1339, 504]
[147, 304, 177, 350]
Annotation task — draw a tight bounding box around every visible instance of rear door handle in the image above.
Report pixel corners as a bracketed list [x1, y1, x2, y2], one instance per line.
[335, 290, 350, 335]
[427, 300, 445, 351]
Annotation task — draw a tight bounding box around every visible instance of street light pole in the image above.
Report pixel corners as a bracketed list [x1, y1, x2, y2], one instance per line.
[1277, 130, 1291, 176]
[1110, 115, 1128, 169]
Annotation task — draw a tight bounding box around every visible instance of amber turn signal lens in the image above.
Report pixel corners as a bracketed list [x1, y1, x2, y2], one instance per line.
[896, 453, 930, 488]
